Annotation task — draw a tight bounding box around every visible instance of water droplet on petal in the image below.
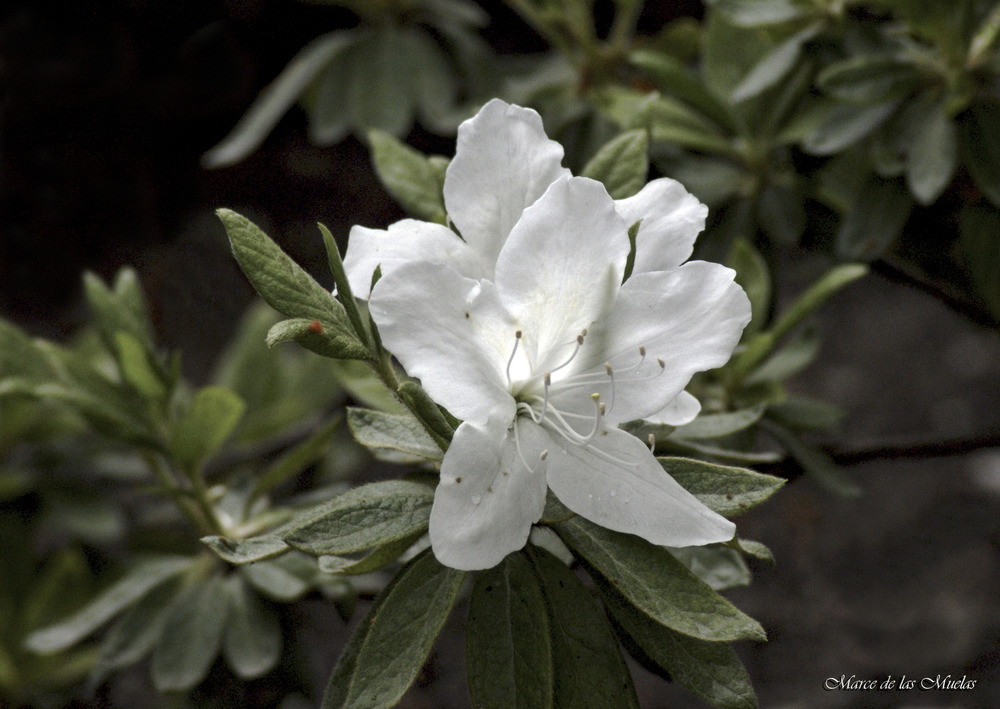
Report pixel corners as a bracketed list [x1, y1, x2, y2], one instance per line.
[472, 495, 482, 505]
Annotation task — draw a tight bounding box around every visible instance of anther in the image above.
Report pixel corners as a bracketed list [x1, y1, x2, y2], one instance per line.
[540, 449, 548, 461]
[657, 357, 665, 369]
[639, 345, 646, 357]
[605, 362, 615, 412]
[648, 433, 656, 452]
[506, 330, 523, 385]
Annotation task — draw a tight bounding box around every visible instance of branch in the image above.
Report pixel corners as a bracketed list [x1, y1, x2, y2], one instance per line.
[828, 429, 1000, 466]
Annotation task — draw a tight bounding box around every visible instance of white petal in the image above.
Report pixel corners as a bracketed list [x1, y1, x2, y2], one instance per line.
[495, 176, 629, 370]
[645, 390, 701, 426]
[343, 220, 488, 298]
[615, 178, 707, 274]
[444, 99, 570, 264]
[561, 261, 750, 424]
[369, 261, 517, 423]
[545, 425, 735, 547]
[430, 417, 549, 570]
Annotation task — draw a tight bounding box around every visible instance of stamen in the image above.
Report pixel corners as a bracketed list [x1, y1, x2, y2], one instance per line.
[506, 330, 522, 385]
[537, 372, 551, 422]
[605, 362, 615, 412]
[547, 329, 587, 378]
[513, 419, 537, 473]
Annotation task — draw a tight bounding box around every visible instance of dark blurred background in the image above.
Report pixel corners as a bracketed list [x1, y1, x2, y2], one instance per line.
[3, 1, 1000, 707]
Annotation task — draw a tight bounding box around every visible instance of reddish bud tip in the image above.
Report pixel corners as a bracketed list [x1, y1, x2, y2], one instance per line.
[307, 320, 323, 334]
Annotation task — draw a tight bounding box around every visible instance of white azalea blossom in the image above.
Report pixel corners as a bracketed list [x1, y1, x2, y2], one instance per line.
[351, 100, 752, 570]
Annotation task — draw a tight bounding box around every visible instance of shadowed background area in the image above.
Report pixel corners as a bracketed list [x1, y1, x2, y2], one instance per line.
[3, 1, 999, 707]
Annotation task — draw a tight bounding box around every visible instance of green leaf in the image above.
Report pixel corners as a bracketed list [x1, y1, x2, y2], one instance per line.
[817, 55, 927, 104]
[835, 176, 913, 261]
[169, 386, 246, 472]
[201, 534, 291, 565]
[321, 549, 465, 709]
[283, 480, 435, 556]
[554, 516, 766, 642]
[745, 325, 818, 384]
[25, 556, 192, 654]
[526, 546, 640, 709]
[960, 101, 1000, 208]
[203, 32, 358, 168]
[767, 395, 845, 431]
[0, 319, 53, 381]
[347, 407, 442, 462]
[727, 238, 771, 336]
[114, 332, 167, 400]
[968, 2, 1000, 66]
[241, 555, 314, 602]
[906, 99, 957, 204]
[802, 101, 898, 155]
[958, 205, 1000, 322]
[368, 130, 448, 223]
[658, 436, 784, 465]
[730, 25, 819, 103]
[660, 457, 784, 516]
[82, 268, 155, 352]
[217, 209, 356, 335]
[628, 49, 740, 134]
[580, 129, 649, 199]
[714, 0, 811, 26]
[318, 530, 424, 575]
[222, 576, 282, 680]
[467, 552, 553, 709]
[92, 577, 181, 675]
[396, 380, 454, 444]
[603, 588, 757, 709]
[760, 418, 861, 496]
[151, 575, 230, 692]
[671, 405, 767, 440]
[668, 546, 751, 591]
[266, 317, 371, 361]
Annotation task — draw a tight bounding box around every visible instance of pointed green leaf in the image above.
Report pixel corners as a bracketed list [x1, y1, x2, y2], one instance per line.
[203, 32, 358, 168]
[526, 546, 640, 709]
[93, 577, 182, 674]
[0, 319, 53, 381]
[202, 534, 291, 565]
[768, 264, 868, 342]
[241, 555, 314, 602]
[817, 55, 927, 104]
[603, 588, 757, 709]
[151, 575, 230, 692]
[283, 480, 434, 556]
[321, 549, 465, 709]
[659, 457, 784, 516]
[467, 552, 553, 709]
[169, 386, 246, 471]
[906, 99, 957, 204]
[802, 101, 898, 155]
[368, 130, 448, 223]
[222, 576, 282, 680]
[347, 407, 442, 462]
[730, 25, 818, 103]
[25, 556, 192, 654]
[114, 332, 167, 400]
[217, 209, 357, 339]
[668, 546, 751, 591]
[580, 130, 649, 199]
[760, 419, 861, 496]
[83, 268, 155, 352]
[266, 317, 371, 361]
[554, 516, 766, 642]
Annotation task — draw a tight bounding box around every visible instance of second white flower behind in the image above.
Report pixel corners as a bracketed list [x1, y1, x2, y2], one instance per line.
[368, 164, 751, 570]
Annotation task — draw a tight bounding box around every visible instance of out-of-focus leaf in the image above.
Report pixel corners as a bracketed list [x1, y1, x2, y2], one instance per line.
[83, 268, 155, 352]
[958, 205, 1000, 322]
[730, 24, 820, 103]
[906, 99, 957, 204]
[767, 395, 845, 431]
[321, 549, 464, 709]
[768, 264, 868, 342]
[554, 516, 766, 642]
[671, 405, 767, 440]
[169, 386, 246, 472]
[467, 553, 553, 709]
[660, 457, 785, 516]
[113, 332, 166, 401]
[757, 181, 807, 245]
[92, 577, 181, 676]
[836, 177, 912, 261]
[526, 546, 640, 709]
[581, 129, 649, 199]
[204, 32, 358, 168]
[222, 576, 282, 680]
[745, 325, 819, 384]
[368, 130, 448, 223]
[714, 0, 812, 26]
[760, 419, 861, 496]
[817, 55, 927, 104]
[345, 27, 413, 137]
[248, 416, 342, 508]
[802, 101, 898, 155]
[668, 546, 751, 591]
[241, 554, 316, 602]
[25, 557, 191, 654]
[151, 575, 230, 692]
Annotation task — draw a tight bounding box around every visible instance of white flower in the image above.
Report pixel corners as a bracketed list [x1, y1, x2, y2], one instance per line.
[345, 98, 713, 425]
[366, 168, 751, 570]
